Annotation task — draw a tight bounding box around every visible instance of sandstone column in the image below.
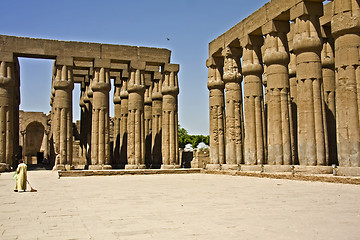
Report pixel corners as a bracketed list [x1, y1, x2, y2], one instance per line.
[52, 57, 74, 170]
[120, 73, 129, 168]
[151, 72, 163, 168]
[291, 2, 328, 166]
[242, 36, 265, 165]
[222, 47, 243, 169]
[332, 0, 360, 167]
[113, 80, 121, 167]
[161, 64, 180, 169]
[207, 57, 225, 170]
[144, 74, 153, 168]
[0, 59, 16, 170]
[321, 27, 337, 165]
[262, 20, 292, 165]
[288, 23, 299, 165]
[126, 61, 146, 169]
[90, 60, 111, 169]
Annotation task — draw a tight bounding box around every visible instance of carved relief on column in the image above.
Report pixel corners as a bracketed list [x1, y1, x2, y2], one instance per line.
[262, 20, 292, 165]
[0, 59, 15, 170]
[90, 60, 111, 170]
[291, 2, 328, 166]
[52, 57, 74, 170]
[207, 57, 225, 170]
[151, 72, 163, 169]
[221, 47, 243, 169]
[126, 61, 146, 169]
[332, 0, 360, 166]
[113, 78, 121, 167]
[161, 63, 180, 169]
[79, 83, 88, 167]
[144, 73, 153, 168]
[321, 27, 337, 166]
[241, 35, 265, 165]
[119, 73, 129, 168]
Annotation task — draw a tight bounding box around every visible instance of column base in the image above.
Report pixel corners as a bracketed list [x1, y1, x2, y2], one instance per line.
[0, 163, 10, 172]
[206, 164, 221, 170]
[161, 164, 181, 169]
[125, 164, 146, 170]
[221, 164, 240, 171]
[88, 165, 112, 170]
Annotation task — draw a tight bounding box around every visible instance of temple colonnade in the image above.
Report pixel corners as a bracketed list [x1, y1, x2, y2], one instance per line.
[207, 0, 360, 169]
[0, 35, 179, 170]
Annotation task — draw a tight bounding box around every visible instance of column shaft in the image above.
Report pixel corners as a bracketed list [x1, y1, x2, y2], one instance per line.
[292, 9, 328, 166]
[242, 39, 265, 165]
[126, 62, 146, 169]
[161, 64, 180, 169]
[332, 0, 360, 166]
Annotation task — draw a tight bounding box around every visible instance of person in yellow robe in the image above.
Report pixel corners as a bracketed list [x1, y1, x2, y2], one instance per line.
[14, 159, 27, 192]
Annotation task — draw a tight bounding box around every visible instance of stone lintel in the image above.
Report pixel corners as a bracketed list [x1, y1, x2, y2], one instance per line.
[164, 63, 179, 73]
[110, 71, 121, 80]
[290, 1, 324, 20]
[262, 20, 290, 35]
[94, 58, 111, 68]
[130, 60, 146, 70]
[145, 65, 160, 72]
[56, 56, 73, 66]
[74, 60, 93, 68]
[73, 69, 88, 76]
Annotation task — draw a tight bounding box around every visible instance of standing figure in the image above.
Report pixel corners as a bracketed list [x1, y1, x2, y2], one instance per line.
[14, 159, 27, 192]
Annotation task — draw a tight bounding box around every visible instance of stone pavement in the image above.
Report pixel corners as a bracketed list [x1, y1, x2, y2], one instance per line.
[0, 171, 360, 240]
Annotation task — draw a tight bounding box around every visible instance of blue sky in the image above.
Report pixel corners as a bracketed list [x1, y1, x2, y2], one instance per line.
[1, 0, 268, 135]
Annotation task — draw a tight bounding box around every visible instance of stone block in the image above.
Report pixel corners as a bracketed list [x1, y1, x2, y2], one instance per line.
[290, 1, 323, 20]
[336, 167, 360, 176]
[164, 63, 179, 72]
[241, 165, 262, 172]
[130, 60, 146, 70]
[264, 165, 292, 172]
[294, 165, 332, 174]
[56, 56, 73, 66]
[94, 58, 111, 68]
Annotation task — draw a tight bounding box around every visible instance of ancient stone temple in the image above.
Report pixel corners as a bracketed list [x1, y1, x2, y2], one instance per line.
[0, 35, 179, 171]
[207, 0, 359, 168]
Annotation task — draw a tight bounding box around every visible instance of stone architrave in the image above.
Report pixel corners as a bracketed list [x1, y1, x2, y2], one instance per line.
[332, 0, 360, 167]
[151, 72, 163, 168]
[242, 36, 265, 165]
[90, 60, 111, 170]
[119, 73, 129, 168]
[161, 64, 180, 169]
[52, 57, 74, 170]
[291, 2, 328, 166]
[321, 27, 337, 165]
[0, 59, 15, 170]
[262, 20, 292, 165]
[207, 57, 225, 170]
[126, 61, 146, 169]
[222, 47, 243, 169]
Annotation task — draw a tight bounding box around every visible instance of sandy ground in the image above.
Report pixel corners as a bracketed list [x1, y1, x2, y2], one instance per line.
[0, 170, 360, 240]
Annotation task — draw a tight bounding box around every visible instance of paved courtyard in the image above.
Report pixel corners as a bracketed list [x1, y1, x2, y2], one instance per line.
[0, 170, 360, 240]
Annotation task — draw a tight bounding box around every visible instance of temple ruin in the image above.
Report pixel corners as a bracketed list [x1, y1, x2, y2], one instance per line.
[207, 0, 360, 169]
[0, 35, 179, 171]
